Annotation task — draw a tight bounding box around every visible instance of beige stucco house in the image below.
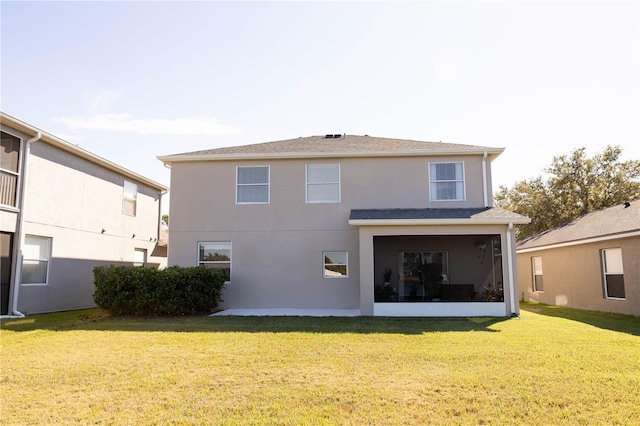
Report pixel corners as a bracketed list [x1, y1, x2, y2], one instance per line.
[159, 134, 529, 317]
[517, 201, 639, 316]
[1, 112, 168, 316]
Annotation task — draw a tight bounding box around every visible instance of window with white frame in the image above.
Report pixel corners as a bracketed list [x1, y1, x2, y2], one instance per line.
[531, 256, 543, 292]
[429, 162, 465, 201]
[133, 248, 147, 267]
[323, 251, 348, 278]
[307, 164, 340, 203]
[123, 180, 138, 216]
[22, 236, 51, 285]
[237, 166, 269, 204]
[199, 242, 231, 279]
[601, 248, 625, 299]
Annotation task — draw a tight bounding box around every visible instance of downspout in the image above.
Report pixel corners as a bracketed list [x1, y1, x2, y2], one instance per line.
[482, 151, 488, 208]
[10, 131, 42, 317]
[506, 222, 517, 317]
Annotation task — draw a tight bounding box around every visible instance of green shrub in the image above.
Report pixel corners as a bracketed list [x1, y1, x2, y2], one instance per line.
[93, 265, 225, 316]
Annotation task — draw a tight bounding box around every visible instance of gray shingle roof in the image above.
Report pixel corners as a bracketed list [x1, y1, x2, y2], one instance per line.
[159, 135, 503, 161]
[517, 200, 640, 250]
[350, 207, 529, 223]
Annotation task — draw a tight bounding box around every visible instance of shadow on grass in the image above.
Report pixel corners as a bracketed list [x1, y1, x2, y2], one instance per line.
[520, 302, 640, 336]
[1, 308, 509, 335]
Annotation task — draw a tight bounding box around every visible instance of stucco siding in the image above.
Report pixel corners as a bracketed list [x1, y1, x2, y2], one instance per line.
[169, 229, 360, 309]
[16, 142, 165, 313]
[169, 155, 490, 236]
[517, 237, 640, 316]
[167, 151, 506, 313]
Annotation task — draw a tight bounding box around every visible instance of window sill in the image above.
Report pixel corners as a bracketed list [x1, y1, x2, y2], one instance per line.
[0, 205, 20, 213]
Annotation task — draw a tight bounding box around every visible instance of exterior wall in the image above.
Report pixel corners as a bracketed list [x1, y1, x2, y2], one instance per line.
[517, 237, 640, 316]
[2, 131, 165, 314]
[168, 153, 500, 312]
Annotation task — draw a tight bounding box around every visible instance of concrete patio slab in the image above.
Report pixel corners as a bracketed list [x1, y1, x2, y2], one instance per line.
[211, 308, 361, 317]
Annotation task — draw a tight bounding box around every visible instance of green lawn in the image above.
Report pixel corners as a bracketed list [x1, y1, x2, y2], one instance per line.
[1, 303, 638, 425]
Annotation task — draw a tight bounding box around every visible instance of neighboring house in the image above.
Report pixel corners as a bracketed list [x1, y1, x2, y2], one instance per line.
[1, 112, 168, 316]
[516, 201, 639, 316]
[159, 134, 529, 317]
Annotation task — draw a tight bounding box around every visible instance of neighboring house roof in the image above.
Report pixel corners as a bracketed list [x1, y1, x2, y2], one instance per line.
[158, 134, 504, 162]
[1, 111, 168, 192]
[517, 200, 640, 252]
[349, 207, 530, 226]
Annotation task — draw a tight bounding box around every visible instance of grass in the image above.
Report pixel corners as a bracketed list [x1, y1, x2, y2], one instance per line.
[1, 303, 639, 425]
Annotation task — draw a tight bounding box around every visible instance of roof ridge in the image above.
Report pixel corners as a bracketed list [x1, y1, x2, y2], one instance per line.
[159, 134, 503, 161]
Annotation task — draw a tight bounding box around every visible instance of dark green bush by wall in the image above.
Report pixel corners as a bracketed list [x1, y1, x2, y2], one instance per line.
[93, 265, 226, 316]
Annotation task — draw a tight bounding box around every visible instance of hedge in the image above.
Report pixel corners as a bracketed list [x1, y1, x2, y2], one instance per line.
[93, 265, 226, 316]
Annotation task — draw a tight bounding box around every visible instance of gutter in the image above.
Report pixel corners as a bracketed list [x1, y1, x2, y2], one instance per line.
[157, 148, 505, 163]
[348, 217, 531, 226]
[482, 151, 488, 208]
[9, 131, 42, 317]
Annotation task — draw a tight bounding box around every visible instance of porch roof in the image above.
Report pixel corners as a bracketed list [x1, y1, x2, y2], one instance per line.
[348, 207, 530, 226]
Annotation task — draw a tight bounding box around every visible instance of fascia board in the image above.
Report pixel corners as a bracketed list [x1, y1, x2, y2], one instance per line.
[1, 112, 168, 192]
[157, 148, 505, 163]
[348, 217, 532, 226]
[516, 230, 640, 253]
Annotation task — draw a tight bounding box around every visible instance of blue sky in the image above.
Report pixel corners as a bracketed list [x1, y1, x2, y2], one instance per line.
[2, 1, 638, 202]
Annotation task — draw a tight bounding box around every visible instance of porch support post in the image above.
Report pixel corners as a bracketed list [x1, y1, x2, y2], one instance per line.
[358, 227, 375, 316]
[506, 222, 518, 316]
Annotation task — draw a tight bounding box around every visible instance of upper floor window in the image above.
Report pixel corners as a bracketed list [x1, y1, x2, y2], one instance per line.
[22, 235, 51, 285]
[123, 180, 137, 216]
[1, 131, 21, 208]
[601, 248, 625, 299]
[531, 256, 543, 292]
[237, 166, 269, 204]
[306, 163, 340, 203]
[429, 162, 465, 201]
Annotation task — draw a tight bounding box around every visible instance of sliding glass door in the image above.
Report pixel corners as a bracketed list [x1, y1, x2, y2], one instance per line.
[398, 251, 449, 301]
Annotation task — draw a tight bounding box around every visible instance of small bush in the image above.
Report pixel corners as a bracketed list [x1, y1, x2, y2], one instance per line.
[93, 265, 225, 316]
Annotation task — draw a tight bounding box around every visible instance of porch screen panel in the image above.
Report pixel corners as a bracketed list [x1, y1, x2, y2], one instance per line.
[398, 251, 449, 301]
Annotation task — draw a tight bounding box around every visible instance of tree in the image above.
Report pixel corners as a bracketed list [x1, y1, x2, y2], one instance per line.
[495, 145, 640, 239]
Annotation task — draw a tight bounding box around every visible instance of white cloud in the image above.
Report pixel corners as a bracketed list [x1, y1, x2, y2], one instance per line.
[55, 113, 241, 136]
[88, 90, 123, 112]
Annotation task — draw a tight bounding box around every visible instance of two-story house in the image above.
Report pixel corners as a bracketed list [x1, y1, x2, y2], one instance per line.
[1, 112, 168, 316]
[158, 134, 529, 317]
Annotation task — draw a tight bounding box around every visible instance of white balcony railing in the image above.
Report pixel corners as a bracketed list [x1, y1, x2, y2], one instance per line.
[0, 169, 18, 207]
